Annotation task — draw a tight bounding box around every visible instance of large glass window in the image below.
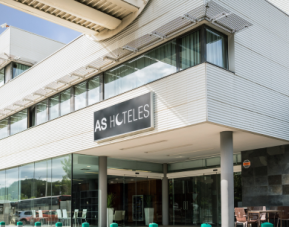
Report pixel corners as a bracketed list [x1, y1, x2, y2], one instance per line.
[74, 82, 87, 111]
[104, 41, 177, 99]
[88, 77, 101, 105]
[6, 167, 19, 226]
[60, 89, 71, 116]
[206, 28, 228, 69]
[180, 30, 201, 70]
[36, 101, 48, 125]
[10, 110, 27, 135]
[49, 95, 60, 120]
[0, 118, 8, 139]
[12, 63, 30, 79]
[0, 67, 4, 87]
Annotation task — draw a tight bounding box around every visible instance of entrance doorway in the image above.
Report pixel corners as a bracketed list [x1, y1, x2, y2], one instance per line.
[169, 174, 221, 226]
[107, 175, 162, 227]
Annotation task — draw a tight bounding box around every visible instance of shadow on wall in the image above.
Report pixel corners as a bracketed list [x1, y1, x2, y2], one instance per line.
[242, 145, 289, 206]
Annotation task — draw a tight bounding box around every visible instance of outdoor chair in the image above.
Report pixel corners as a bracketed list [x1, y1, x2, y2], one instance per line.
[277, 206, 289, 227]
[113, 210, 125, 225]
[235, 207, 257, 227]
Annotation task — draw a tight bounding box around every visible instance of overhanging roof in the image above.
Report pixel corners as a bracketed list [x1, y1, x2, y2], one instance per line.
[0, 0, 149, 40]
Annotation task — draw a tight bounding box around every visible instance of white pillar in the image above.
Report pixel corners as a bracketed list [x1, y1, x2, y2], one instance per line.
[220, 131, 234, 227]
[162, 163, 169, 226]
[98, 156, 107, 227]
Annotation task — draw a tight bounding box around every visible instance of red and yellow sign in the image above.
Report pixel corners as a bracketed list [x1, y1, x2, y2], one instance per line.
[243, 160, 251, 169]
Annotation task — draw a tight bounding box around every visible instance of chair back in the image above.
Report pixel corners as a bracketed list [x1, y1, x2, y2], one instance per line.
[235, 208, 247, 222]
[56, 209, 62, 218]
[114, 210, 124, 221]
[278, 206, 289, 219]
[32, 210, 36, 218]
[63, 209, 68, 218]
[38, 210, 43, 218]
[73, 209, 79, 219]
[82, 209, 87, 218]
[122, 211, 125, 219]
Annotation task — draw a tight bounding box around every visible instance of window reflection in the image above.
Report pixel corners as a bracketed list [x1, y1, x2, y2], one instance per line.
[36, 101, 48, 125]
[60, 89, 71, 116]
[10, 110, 27, 135]
[180, 30, 201, 70]
[0, 67, 4, 87]
[104, 41, 177, 99]
[75, 81, 87, 111]
[206, 28, 228, 69]
[88, 77, 100, 105]
[49, 95, 60, 120]
[0, 119, 8, 139]
[6, 167, 19, 226]
[12, 63, 30, 79]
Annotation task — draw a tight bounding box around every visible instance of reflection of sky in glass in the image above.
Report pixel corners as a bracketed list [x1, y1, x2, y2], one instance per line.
[0, 68, 4, 87]
[52, 156, 70, 182]
[75, 82, 87, 110]
[10, 111, 27, 135]
[0, 119, 8, 139]
[88, 77, 100, 105]
[206, 29, 225, 68]
[60, 89, 71, 116]
[6, 168, 19, 201]
[105, 61, 176, 99]
[49, 95, 60, 120]
[36, 101, 48, 125]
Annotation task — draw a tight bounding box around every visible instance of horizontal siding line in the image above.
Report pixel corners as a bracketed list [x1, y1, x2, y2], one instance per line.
[208, 97, 289, 125]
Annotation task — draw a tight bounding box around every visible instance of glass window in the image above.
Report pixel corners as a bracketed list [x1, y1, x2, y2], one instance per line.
[88, 77, 100, 105]
[6, 167, 19, 221]
[49, 95, 60, 120]
[180, 30, 201, 70]
[19, 163, 34, 220]
[206, 28, 228, 69]
[0, 118, 8, 139]
[10, 110, 27, 135]
[36, 100, 48, 125]
[0, 67, 4, 87]
[0, 170, 5, 222]
[51, 155, 71, 197]
[74, 81, 87, 111]
[72, 154, 98, 226]
[60, 89, 71, 116]
[104, 41, 177, 99]
[34, 159, 52, 198]
[12, 63, 30, 79]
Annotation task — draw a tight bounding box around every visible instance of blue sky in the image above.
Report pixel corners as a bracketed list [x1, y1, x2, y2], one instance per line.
[0, 3, 81, 44]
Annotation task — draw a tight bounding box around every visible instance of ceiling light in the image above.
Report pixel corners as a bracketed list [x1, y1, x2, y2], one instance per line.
[87, 166, 91, 167]
[78, 183, 81, 184]
[120, 140, 167, 150]
[144, 144, 193, 154]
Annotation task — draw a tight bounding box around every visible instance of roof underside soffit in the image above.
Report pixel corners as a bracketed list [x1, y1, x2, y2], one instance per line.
[0, 0, 252, 120]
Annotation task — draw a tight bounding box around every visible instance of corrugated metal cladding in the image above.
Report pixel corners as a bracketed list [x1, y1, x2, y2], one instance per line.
[0, 65, 207, 169]
[0, 0, 289, 169]
[206, 0, 289, 140]
[0, 0, 204, 110]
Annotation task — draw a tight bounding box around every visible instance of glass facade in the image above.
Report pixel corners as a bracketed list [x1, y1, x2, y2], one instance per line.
[10, 110, 27, 135]
[36, 101, 48, 125]
[0, 119, 8, 139]
[0, 155, 71, 226]
[60, 89, 71, 116]
[12, 63, 30, 79]
[0, 67, 4, 87]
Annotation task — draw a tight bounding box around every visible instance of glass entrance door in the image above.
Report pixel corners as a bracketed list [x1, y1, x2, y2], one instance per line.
[169, 174, 220, 226]
[107, 175, 162, 227]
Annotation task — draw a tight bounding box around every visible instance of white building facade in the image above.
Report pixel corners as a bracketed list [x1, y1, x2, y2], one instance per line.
[0, 1, 289, 227]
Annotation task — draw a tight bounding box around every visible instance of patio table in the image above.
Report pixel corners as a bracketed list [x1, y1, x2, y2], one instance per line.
[248, 210, 279, 227]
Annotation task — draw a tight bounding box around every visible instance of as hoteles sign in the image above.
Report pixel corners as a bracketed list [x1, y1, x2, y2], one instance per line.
[94, 92, 154, 142]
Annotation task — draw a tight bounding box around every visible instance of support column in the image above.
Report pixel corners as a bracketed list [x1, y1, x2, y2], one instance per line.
[220, 131, 234, 227]
[162, 163, 169, 226]
[98, 156, 107, 227]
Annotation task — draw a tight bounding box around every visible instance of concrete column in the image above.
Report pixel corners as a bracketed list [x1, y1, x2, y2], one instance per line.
[220, 131, 234, 227]
[98, 156, 107, 227]
[162, 164, 169, 226]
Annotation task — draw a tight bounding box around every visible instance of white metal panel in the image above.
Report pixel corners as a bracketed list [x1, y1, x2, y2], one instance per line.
[0, 65, 207, 169]
[206, 64, 289, 141]
[0, 28, 10, 56]
[9, 26, 64, 64]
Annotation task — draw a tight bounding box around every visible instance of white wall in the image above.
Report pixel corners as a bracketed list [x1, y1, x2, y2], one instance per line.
[0, 29, 10, 57]
[0, 65, 207, 169]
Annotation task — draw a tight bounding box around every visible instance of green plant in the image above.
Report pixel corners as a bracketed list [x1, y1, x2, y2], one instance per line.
[107, 193, 115, 208]
[145, 195, 154, 208]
